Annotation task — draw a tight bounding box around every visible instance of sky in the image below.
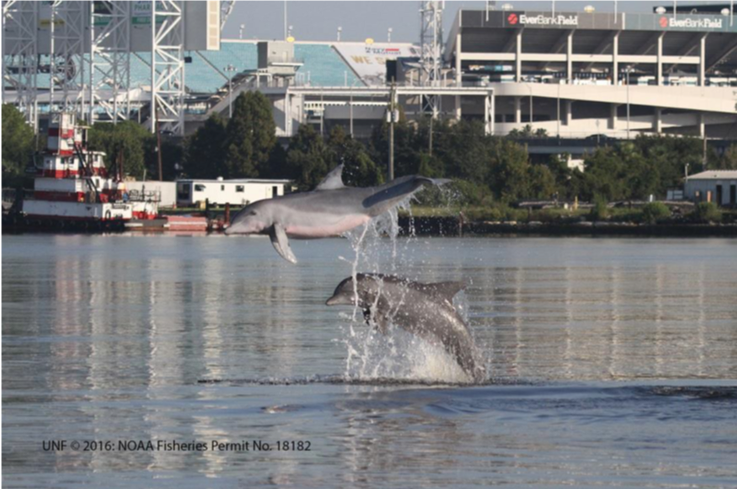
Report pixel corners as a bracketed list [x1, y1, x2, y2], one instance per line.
[220, 1, 728, 43]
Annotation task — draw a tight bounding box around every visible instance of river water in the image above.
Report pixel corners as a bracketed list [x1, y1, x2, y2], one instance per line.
[3, 234, 737, 488]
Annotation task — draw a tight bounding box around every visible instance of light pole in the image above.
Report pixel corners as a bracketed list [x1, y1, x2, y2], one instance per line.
[337, 26, 342, 41]
[284, 0, 288, 40]
[224, 64, 237, 118]
[626, 65, 632, 139]
[288, 25, 293, 39]
[239, 24, 245, 39]
[387, 27, 392, 43]
[614, 0, 618, 22]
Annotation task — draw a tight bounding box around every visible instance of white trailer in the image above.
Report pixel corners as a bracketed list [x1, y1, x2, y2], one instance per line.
[176, 178, 291, 207]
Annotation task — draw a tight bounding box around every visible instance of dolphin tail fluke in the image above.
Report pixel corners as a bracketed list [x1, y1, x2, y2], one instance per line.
[269, 223, 298, 264]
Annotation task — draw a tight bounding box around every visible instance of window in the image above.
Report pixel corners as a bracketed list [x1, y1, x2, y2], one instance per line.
[272, 186, 279, 198]
[195, 184, 206, 192]
[235, 185, 244, 192]
[221, 185, 225, 191]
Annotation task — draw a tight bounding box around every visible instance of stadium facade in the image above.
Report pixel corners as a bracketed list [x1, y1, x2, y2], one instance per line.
[443, 7, 737, 139]
[3, 2, 737, 143]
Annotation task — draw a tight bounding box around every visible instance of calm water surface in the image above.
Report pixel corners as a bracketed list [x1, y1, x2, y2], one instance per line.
[3, 234, 737, 488]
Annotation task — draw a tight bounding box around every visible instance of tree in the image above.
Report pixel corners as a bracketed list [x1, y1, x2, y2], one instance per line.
[284, 124, 331, 190]
[185, 113, 228, 178]
[2, 104, 35, 184]
[713, 144, 737, 170]
[224, 91, 277, 178]
[327, 126, 383, 187]
[487, 138, 530, 202]
[527, 164, 557, 200]
[88, 121, 152, 179]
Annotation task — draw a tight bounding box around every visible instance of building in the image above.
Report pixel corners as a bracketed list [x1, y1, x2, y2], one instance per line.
[684, 170, 737, 206]
[444, 6, 737, 139]
[175, 178, 291, 207]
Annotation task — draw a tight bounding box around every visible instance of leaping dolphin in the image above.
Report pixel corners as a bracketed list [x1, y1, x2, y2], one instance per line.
[326, 273, 487, 383]
[225, 165, 449, 263]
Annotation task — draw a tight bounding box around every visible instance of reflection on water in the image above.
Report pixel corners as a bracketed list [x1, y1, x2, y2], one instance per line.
[3, 235, 737, 487]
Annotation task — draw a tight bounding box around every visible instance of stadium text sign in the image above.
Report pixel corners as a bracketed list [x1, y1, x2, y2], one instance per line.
[659, 16, 724, 29]
[507, 13, 579, 27]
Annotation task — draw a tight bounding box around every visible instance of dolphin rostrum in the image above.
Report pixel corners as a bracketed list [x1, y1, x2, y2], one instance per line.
[326, 273, 487, 383]
[224, 165, 449, 263]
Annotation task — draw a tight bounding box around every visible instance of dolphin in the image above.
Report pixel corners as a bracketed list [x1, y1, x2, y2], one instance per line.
[224, 165, 449, 263]
[326, 273, 487, 383]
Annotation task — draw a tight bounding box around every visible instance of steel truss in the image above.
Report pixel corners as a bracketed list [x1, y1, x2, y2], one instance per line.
[89, 1, 131, 124]
[49, 0, 85, 115]
[419, 0, 443, 118]
[220, 0, 235, 30]
[2, 0, 39, 130]
[151, 0, 185, 135]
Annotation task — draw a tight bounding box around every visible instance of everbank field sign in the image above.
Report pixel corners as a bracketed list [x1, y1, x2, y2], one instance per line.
[659, 16, 724, 29]
[507, 13, 579, 26]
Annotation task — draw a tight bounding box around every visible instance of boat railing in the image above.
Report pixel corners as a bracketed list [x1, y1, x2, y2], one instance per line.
[126, 189, 162, 203]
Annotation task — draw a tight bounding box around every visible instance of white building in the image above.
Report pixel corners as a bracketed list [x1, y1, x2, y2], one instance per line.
[684, 170, 737, 206]
[175, 178, 291, 207]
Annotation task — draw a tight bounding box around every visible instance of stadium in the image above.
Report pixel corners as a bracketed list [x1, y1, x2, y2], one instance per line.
[3, 2, 737, 145]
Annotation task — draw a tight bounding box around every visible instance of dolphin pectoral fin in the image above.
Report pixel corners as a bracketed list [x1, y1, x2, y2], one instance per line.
[363, 307, 389, 334]
[269, 224, 298, 264]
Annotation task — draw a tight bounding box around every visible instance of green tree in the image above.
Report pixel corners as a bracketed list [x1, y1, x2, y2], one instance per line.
[185, 113, 228, 178]
[2, 104, 35, 183]
[88, 121, 152, 179]
[527, 164, 557, 200]
[487, 138, 530, 202]
[713, 144, 737, 170]
[285, 124, 331, 190]
[224, 91, 277, 178]
[327, 126, 383, 187]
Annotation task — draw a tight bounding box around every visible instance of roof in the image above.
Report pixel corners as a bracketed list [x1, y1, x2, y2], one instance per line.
[687, 170, 737, 180]
[177, 178, 291, 184]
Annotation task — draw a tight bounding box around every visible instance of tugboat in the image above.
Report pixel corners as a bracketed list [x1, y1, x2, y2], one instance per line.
[13, 113, 158, 231]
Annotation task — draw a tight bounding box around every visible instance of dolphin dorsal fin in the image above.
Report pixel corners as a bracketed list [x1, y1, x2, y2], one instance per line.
[316, 164, 346, 191]
[411, 281, 466, 302]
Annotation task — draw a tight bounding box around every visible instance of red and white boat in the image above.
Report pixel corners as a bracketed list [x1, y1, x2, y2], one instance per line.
[21, 113, 158, 229]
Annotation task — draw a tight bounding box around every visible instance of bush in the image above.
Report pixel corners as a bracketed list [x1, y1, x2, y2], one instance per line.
[692, 202, 722, 223]
[589, 196, 609, 221]
[641, 202, 671, 224]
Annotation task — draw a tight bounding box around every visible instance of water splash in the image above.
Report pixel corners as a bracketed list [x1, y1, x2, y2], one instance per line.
[336, 192, 488, 385]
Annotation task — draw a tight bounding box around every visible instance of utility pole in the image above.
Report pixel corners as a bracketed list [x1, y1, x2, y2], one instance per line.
[156, 118, 163, 182]
[429, 116, 433, 156]
[388, 82, 396, 181]
[225, 64, 237, 118]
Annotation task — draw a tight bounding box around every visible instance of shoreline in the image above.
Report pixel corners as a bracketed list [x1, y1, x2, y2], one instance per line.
[4, 217, 737, 238]
[398, 216, 737, 238]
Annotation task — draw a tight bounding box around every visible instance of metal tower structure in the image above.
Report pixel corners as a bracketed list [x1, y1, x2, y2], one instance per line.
[89, 1, 131, 124]
[220, 0, 236, 30]
[151, 0, 185, 135]
[419, 0, 443, 118]
[2, 0, 39, 130]
[50, 0, 86, 114]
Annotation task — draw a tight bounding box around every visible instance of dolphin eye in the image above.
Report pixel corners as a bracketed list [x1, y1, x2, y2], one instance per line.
[249, 211, 258, 216]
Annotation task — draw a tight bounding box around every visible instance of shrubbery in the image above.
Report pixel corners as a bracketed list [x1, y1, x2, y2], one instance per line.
[692, 202, 722, 223]
[641, 202, 671, 224]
